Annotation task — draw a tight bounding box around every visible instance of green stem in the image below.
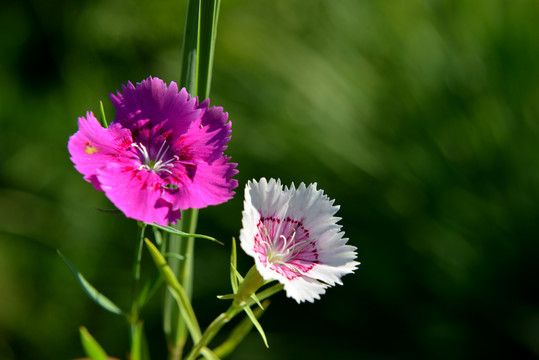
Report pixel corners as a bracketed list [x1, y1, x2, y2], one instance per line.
[179, 0, 200, 95]
[212, 301, 269, 358]
[130, 224, 146, 360]
[164, 209, 199, 360]
[196, 0, 222, 99]
[186, 282, 284, 360]
[165, 0, 221, 358]
[185, 308, 235, 360]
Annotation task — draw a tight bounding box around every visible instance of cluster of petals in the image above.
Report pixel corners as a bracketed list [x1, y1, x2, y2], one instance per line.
[240, 178, 358, 303]
[68, 77, 238, 225]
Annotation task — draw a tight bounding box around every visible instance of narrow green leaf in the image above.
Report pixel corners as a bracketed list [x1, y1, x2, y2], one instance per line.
[163, 252, 186, 261]
[231, 264, 243, 283]
[150, 223, 222, 244]
[79, 326, 109, 360]
[231, 237, 238, 268]
[58, 250, 125, 316]
[229, 238, 239, 293]
[99, 100, 108, 128]
[250, 293, 264, 310]
[242, 305, 269, 348]
[200, 347, 221, 360]
[213, 301, 270, 358]
[246, 283, 284, 308]
[216, 294, 235, 300]
[197, 0, 222, 99]
[231, 265, 263, 308]
[144, 238, 202, 342]
[179, 0, 200, 94]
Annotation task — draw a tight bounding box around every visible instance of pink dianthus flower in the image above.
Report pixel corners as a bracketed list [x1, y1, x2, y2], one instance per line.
[68, 77, 238, 225]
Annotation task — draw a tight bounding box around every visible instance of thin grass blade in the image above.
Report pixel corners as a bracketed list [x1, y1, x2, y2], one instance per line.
[58, 250, 125, 316]
[151, 223, 222, 244]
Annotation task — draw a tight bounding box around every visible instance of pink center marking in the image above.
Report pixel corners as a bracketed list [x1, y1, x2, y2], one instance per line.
[253, 216, 319, 280]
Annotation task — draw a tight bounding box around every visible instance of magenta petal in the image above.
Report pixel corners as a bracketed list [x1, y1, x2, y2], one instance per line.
[173, 103, 232, 164]
[68, 112, 132, 190]
[162, 156, 238, 210]
[97, 162, 181, 225]
[110, 77, 201, 140]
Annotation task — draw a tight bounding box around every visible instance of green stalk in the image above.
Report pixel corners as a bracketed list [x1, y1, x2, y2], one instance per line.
[130, 224, 146, 360]
[185, 308, 234, 360]
[164, 209, 199, 359]
[164, 1, 222, 358]
[185, 281, 284, 360]
[179, 0, 200, 95]
[196, 0, 222, 99]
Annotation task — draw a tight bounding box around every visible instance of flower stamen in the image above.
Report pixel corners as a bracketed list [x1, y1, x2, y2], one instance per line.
[265, 228, 306, 266]
[133, 142, 177, 175]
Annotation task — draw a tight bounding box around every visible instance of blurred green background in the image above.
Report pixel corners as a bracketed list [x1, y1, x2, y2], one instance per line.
[1, 0, 539, 359]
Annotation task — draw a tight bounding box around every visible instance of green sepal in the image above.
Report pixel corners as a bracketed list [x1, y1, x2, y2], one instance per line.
[79, 326, 109, 360]
[233, 266, 264, 306]
[150, 223, 222, 245]
[231, 264, 263, 309]
[144, 238, 202, 342]
[58, 250, 125, 316]
[99, 100, 108, 128]
[242, 305, 269, 348]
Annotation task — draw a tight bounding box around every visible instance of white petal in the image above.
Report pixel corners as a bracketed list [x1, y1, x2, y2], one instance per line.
[284, 276, 328, 303]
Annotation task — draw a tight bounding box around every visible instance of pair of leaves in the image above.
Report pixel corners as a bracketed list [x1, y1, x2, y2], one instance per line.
[226, 238, 268, 348]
